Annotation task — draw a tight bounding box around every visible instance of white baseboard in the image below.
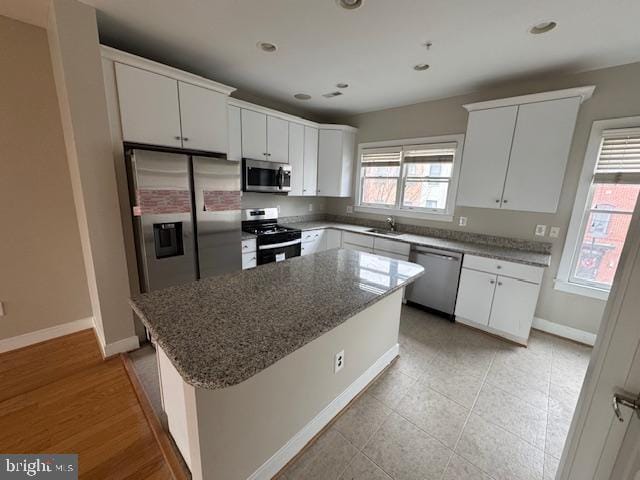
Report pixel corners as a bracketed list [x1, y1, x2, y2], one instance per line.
[0, 317, 94, 354]
[532, 317, 597, 346]
[100, 334, 140, 358]
[247, 343, 400, 480]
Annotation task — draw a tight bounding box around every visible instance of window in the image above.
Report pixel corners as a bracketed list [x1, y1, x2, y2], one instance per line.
[557, 121, 640, 299]
[355, 135, 464, 221]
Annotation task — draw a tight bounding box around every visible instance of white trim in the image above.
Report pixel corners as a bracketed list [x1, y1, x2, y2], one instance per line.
[455, 316, 529, 346]
[354, 205, 453, 222]
[100, 45, 236, 95]
[247, 343, 399, 480]
[556, 116, 640, 298]
[0, 317, 94, 354]
[463, 86, 595, 111]
[554, 279, 609, 301]
[99, 335, 140, 358]
[532, 317, 597, 346]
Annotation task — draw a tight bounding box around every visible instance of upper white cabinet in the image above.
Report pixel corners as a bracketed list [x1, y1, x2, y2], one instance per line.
[227, 105, 242, 161]
[115, 63, 182, 148]
[303, 126, 319, 196]
[267, 116, 289, 163]
[241, 109, 267, 160]
[288, 122, 305, 196]
[114, 61, 232, 153]
[458, 87, 594, 213]
[317, 127, 356, 197]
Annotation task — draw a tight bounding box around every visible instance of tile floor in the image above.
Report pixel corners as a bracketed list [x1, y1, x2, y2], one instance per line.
[280, 305, 592, 480]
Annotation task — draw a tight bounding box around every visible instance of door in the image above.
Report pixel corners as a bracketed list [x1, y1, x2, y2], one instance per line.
[454, 268, 496, 326]
[303, 126, 318, 195]
[241, 109, 267, 161]
[227, 105, 242, 161]
[178, 82, 228, 153]
[502, 97, 580, 213]
[267, 115, 289, 163]
[560, 202, 640, 480]
[456, 106, 518, 209]
[488, 276, 539, 338]
[115, 63, 182, 147]
[288, 122, 305, 195]
[317, 129, 343, 196]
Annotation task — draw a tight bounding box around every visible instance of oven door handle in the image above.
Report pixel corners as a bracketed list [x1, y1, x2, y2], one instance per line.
[258, 239, 301, 250]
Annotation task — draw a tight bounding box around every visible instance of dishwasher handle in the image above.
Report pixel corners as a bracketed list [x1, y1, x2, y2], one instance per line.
[413, 249, 460, 262]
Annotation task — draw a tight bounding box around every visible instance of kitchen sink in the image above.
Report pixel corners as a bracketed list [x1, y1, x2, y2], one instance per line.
[366, 228, 403, 236]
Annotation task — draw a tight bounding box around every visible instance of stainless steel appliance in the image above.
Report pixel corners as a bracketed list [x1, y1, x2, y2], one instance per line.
[241, 208, 301, 265]
[242, 159, 292, 193]
[405, 246, 463, 319]
[126, 147, 242, 292]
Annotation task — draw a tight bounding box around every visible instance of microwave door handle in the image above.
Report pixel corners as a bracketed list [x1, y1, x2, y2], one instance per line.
[277, 167, 283, 190]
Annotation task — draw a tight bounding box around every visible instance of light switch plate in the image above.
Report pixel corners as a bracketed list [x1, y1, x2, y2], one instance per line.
[549, 227, 560, 238]
[458, 216, 467, 227]
[535, 224, 547, 237]
[346, 206, 353, 214]
[308, 203, 314, 212]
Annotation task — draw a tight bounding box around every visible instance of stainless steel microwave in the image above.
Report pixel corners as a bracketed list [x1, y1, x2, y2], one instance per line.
[242, 158, 292, 193]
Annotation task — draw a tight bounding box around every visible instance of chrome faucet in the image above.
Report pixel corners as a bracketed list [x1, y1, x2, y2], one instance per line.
[386, 217, 396, 232]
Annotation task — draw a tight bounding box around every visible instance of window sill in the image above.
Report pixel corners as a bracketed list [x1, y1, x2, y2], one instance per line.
[354, 205, 454, 222]
[554, 279, 609, 301]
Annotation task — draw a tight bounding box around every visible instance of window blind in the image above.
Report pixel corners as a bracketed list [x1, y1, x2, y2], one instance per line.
[595, 129, 640, 183]
[403, 142, 457, 164]
[361, 147, 402, 167]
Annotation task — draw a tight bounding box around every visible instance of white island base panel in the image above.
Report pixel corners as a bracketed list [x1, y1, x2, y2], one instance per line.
[157, 289, 403, 480]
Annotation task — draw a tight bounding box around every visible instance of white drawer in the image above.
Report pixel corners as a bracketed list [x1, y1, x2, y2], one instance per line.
[242, 252, 257, 269]
[342, 232, 375, 249]
[302, 229, 325, 243]
[374, 251, 409, 261]
[373, 237, 410, 256]
[241, 238, 256, 253]
[463, 254, 543, 284]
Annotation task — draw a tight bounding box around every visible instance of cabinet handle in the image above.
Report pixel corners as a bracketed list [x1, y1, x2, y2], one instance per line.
[503, 199, 508, 204]
[174, 136, 181, 140]
[495, 199, 500, 203]
[497, 265, 502, 269]
[183, 137, 189, 141]
[490, 280, 496, 284]
[498, 281, 503, 286]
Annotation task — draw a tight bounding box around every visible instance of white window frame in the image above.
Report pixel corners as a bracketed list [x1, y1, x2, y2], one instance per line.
[354, 134, 465, 222]
[556, 116, 640, 300]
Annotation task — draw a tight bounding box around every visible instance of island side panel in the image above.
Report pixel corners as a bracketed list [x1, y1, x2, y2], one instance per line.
[194, 289, 403, 480]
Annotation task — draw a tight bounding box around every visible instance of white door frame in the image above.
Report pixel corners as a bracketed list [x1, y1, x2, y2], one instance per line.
[559, 197, 640, 479]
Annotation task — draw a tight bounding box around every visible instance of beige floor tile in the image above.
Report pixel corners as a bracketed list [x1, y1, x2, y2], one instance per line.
[431, 342, 495, 378]
[338, 452, 391, 480]
[368, 363, 416, 409]
[419, 360, 485, 408]
[544, 454, 560, 480]
[363, 412, 453, 480]
[456, 414, 544, 480]
[395, 345, 434, 379]
[485, 361, 549, 411]
[333, 393, 391, 449]
[545, 411, 571, 459]
[443, 453, 493, 480]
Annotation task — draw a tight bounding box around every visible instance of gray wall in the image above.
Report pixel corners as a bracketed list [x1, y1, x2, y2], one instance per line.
[241, 192, 327, 219]
[328, 61, 640, 335]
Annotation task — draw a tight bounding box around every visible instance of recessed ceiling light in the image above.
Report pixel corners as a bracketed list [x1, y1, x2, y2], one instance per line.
[336, 83, 349, 89]
[294, 93, 312, 100]
[336, 0, 363, 10]
[413, 63, 430, 71]
[257, 41, 277, 52]
[322, 91, 343, 98]
[529, 21, 557, 34]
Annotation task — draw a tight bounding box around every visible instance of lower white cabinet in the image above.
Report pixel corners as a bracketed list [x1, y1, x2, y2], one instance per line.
[241, 238, 257, 269]
[342, 232, 375, 254]
[373, 237, 410, 260]
[454, 254, 543, 344]
[301, 229, 326, 256]
[326, 229, 342, 249]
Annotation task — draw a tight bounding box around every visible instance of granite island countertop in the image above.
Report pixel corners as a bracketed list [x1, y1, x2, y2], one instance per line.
[130, 248, 424, 390]
[282, 221, 552, 267]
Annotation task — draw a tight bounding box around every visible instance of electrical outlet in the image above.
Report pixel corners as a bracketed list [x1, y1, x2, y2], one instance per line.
[535, 224, 547, 237]
[458, 216, 467, 227]
[549, 227, 560, 238]
[346, 206, 353, 214]
[334, 350, 345, 373]
[308, 203, 314, 212]
[0, 301, 4, 317]
[276, 205, 281, 215]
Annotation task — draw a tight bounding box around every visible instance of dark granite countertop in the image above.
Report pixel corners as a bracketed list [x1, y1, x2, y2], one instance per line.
[282, 221, 551, 267]
[130, 249, 424, 390]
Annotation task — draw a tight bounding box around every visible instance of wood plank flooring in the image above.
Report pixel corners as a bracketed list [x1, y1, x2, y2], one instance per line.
[0, 330, 176, 479]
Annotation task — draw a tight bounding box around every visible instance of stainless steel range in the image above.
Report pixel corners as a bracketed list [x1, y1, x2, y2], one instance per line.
[241, 208, 301, 265]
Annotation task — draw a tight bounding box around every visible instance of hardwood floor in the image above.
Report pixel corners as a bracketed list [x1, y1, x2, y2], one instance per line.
[0, 330, 176, 479]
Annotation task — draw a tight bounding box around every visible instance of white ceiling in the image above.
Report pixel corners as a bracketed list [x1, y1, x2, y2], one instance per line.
[48, 1, 640, 115]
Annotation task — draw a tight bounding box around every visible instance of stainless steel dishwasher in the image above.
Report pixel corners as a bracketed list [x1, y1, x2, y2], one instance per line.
[405, 246, 463, 320]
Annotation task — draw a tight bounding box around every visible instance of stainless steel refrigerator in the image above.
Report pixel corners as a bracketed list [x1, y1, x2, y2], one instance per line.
[126, 147, 241, 292]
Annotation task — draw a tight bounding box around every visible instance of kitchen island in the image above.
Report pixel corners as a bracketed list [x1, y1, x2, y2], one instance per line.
[130, 248, 424, 480]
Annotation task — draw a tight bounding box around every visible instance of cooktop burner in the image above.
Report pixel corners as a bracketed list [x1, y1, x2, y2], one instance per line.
[243, 223, 295, 235]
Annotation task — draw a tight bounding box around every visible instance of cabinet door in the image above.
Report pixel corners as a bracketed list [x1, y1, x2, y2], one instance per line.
[114, 63, 181, 147]
[241, 109, 267, 161]
[227, 105, 242, 161]
[301, 238, 322, 256]
[454, 268, 497, 326]
[502, 97, 580, 213]
[303, 126, 318, 196]
[288, 122, 305, 195]
[317, 129, 343, 196]
[267, 115, 289, 163]
[326, 229, 342, 249]
[488, 276, 539, 338]
[178, 82, 227, 152]
[457, 106, 518, 208]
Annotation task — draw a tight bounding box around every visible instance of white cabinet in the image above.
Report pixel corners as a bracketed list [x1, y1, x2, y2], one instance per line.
[115, 62, 182, 148]
[488, 276, 540, 339]
[373, 238, 410, 260]
[301, 229, 326, 256]
[178, 82, 228, 153]
[267, 116, 289, 163]
[455, 268, 496, 327]
[227, 105, 242, 161]
[241, 109, 267, 161]
[303, 126, 319, 196]
[342, 232, 374, 253]
[241, 238, 257, 269]
[326, 229, 342, 249]
[458, 90, 589, 213]
[317, 127, 355, 197]
[288, 122, 305, 196]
